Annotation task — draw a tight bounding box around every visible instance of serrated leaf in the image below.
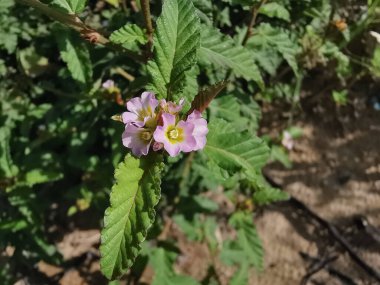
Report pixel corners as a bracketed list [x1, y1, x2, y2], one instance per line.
[50, 0, 87, 13]
[210, 94, 241, 122]
[150, 248, 200, 285]
[232, 213, 263, 270]
[221, 212, 263, 270]
[100, 154, 163, 280]
[246, 23, 299, 76]
[259, 3, 290, 22]
[246, 171, 289, 205]
[199, 25, 263, 87]
[110, 24, 147, 48]
[55, 28, 92, 86]
[230, 263, 249, 285]
[187, 81, 227, 115]
[179, 67, 200, 111]
[146, 0, 201, 99]
[204, 119, 270, 175]
[253, 186, 289, 205]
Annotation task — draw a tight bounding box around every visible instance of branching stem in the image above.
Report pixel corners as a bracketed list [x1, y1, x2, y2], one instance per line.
[140, 0, 154, 54]
[242, 0, 267, 46]
[16, 0, 144, 61]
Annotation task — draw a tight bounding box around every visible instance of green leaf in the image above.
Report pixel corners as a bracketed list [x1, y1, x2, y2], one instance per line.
[179, 67, 200, 111]
[210, 95, 241, 124]
[147, 0, 201, 99]
[204, 119, 270, 175]
[50, 0, 87, 13]
[371, 46, 380, 77]
[230, 263, 249, 285]
[150, 248, 200, 285]
[248, 172, 289, 205]
[221, 212, 263, 270]
[55, 28, 92, 86]
[187, 81, 227, 115]
[0, 127, 14, 178]
[110, 24, 147, 48]
[253, 186, 289, 205]
[246, 24, 299, 76]
[22, 169, 63, 186]
[222, 0, 259, 6]
[100, 154, 163, 280]
[259, 3, 290, 22]
[199, 25, 263, 87]
[270, 145, 292, 169]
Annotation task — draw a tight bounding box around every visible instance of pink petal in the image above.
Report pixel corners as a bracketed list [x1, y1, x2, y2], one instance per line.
[126, 97, 143, 114]
[177, 121, 196, 152]
[122, 124, 151, 157]
[141, 92, 159, 111]
[153, 126, 167, 144]
[161, 113, 176, 127]
[122, 112, 139, 124]
[187, 110, 202, 121]
[165, 142, 181, 157]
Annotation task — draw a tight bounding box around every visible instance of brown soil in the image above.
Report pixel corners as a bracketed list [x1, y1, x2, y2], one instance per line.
[253, 89, 380, 285]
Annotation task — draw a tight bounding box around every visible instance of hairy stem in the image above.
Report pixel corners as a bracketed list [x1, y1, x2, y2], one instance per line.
[16, 0, 144, 61]
[242, 0, 267, 46]
[140, 0, 154, 55]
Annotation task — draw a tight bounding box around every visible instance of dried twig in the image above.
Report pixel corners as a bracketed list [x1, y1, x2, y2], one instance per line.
[300, 252, 358, 285]
[300, 253, 338, 285]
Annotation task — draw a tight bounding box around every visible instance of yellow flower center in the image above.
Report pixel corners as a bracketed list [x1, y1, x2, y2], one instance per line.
[169, 129, 179, 139]
[140, 130, 152, 141]
[166, 126, 184, 144]
[138, 107, 153, 121]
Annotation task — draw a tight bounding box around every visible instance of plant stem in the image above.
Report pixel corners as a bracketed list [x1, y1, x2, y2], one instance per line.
[114, 67, 136, 81]
[15, 0, 144, 62]
[242, 0, 267, 46]
[140, 0, 154, 54]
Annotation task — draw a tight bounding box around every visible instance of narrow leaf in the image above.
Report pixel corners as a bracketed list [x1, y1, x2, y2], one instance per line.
[147, 0, 201, 99]
[187, 81, 227, 115]
[100, 154, 163, 280]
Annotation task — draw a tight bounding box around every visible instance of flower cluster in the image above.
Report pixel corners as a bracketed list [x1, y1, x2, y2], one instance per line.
[121, 92, 208, 157]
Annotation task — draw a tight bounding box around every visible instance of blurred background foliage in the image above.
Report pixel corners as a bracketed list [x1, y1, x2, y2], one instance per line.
[0, 0, 379, 283]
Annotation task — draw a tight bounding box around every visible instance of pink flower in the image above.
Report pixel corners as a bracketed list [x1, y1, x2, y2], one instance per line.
[160, 98, 184, 114]
[122, 124, 153, 157]
[153, 113, 196, 157]
[281, 131, 294, 150]
[122, 92, 159, 128]
[186, 111, 208, 151]
[102, 79, 115, 89]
